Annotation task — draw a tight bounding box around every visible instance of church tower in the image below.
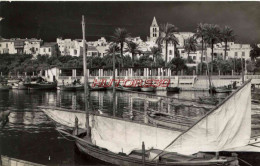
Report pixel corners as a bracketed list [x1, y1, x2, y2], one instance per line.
[149, 17, 159, 42]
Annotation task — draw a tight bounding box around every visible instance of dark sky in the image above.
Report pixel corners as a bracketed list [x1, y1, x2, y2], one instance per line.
[0, 1, 259, 44]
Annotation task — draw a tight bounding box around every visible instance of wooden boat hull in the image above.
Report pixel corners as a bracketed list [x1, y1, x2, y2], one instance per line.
[57, 86, 76, 91]
[74, 134, 235, 166]
[166, 87, 180, 93]
[12, 83, 28, 90]
[146, 113, 191, 131]
[89, 86, 106, 91]
[24, 83, 57, 90]
[141, 87, 156, 92]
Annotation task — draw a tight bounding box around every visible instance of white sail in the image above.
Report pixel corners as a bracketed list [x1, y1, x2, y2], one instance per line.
[40, 106, 182, 155]
[89, 115, 181, 155]
[164, 81, 251, 155]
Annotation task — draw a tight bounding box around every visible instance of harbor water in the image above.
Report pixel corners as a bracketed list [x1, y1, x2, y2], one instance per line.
[0, 89, 260, 165]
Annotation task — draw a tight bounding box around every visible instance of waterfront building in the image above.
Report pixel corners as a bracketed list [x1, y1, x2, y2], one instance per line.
[39, 42, 58, 57]
[0, 38, 43, 56]
[23, 38, 42, 56]
[206, 42, 251, 60]
[56, 38, 74, 56]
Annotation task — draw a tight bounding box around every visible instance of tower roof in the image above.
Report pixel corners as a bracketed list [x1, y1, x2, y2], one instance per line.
[151, 17, 158, 27]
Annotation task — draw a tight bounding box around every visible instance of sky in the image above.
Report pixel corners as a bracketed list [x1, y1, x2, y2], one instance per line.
[0, 1, 259, 44]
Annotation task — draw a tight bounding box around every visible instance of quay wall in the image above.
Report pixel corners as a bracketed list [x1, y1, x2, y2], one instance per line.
[48, 75, 249, 91]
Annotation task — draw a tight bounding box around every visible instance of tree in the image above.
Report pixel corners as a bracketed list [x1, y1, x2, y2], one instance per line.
[167, 57, 187, 75]
[221, 26, 235, 60]
[111, 28, 130, 67]
[125, 41, 140, 67]
[184, 36, 197, 60]
[150, 46, 162, 66]
[104, 44, 121, 68]
[194, 23, 208, 75]
[156, 23, 178, 66]
[204, 24, 221, 75]
[250, 44, 260, 61]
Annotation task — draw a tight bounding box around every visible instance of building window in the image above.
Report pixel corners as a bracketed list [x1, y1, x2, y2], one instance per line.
[74, 50, 77, 55]
[0, 44, 1, 47]
[6, 43, 8, 48]
[193, 56, 196, 60]
[181, 50, 185, 53]
[203, 57, 206, 61]
[169, 50, 172, 55]
[44, 48, 46, 52]
[49, 48, 51, 52]
[242, 52, 245, 57]
[235, 52, 238, 57]
[36, 48, 38, 51]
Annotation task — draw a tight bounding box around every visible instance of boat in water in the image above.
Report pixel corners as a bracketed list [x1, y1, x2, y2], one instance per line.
[40, 106, 239, 166]
[12, 82, 28, 90]
[146, 111, 196, 131]
[141, 87, 156, 92]
[166, 87, 180, 93]
[209, 86, 232, 93]
[24, 81, 57, 90]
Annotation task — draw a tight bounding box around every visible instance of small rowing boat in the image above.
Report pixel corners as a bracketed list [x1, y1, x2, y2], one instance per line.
[146, 111, 196, 131]
[166, 87, 180, 93]
[24, 82, 57, 90]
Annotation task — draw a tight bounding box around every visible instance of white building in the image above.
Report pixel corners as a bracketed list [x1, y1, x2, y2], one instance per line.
[23, 39, 42, 56]
[39, 42, 58, 56]
[206, 42, 251, 60]
[0, 38, 43, 56]
[57, 38, 74, 56]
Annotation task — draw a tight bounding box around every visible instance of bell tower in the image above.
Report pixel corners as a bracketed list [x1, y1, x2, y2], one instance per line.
[149, 17, 159, 42]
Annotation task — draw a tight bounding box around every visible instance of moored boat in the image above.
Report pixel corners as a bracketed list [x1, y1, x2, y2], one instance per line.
[209, 86, 232, 93]
[166, 87, 180, 93]
[40, 106, 239, 166]
[12, 82, 28, 90]
[24, 82, 57, 90]
[146, 111, 196, 131]
[141, 87, 156, 92]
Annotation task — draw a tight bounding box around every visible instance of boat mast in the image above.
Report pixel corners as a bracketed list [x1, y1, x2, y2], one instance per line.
[82, 15, 90, 136]
[241, 57, 244, 83]
[113, 45, 116, 116]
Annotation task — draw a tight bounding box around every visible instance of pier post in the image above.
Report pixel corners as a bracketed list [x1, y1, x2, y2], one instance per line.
[142, 142, 145, 166]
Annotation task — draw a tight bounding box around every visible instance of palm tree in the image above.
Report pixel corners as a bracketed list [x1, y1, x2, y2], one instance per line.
[111, 28, 130, 67]
[221, 26, 235, 60]
[104, 44, 121, 68]
[184, 36, 197, 61]
[194, 23, 208, 75]
[125, 41, 140, 67]
[156, 23, 178, 66]
[150, 46, 162, 66]
[204, 24, 221, 75]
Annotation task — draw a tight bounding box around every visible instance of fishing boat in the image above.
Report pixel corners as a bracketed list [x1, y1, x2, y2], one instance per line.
[140, 87, 156, 92]
[23, 82, 57, 90]
[40, 106, 239, 166]
[146, 111, 196, 131]
[89, 84, 106, 91]
[57, 85, 77, 91]
[12, 82, 28, 90]
[166, 87, 180, 93]
[209, 86, 232, 93]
